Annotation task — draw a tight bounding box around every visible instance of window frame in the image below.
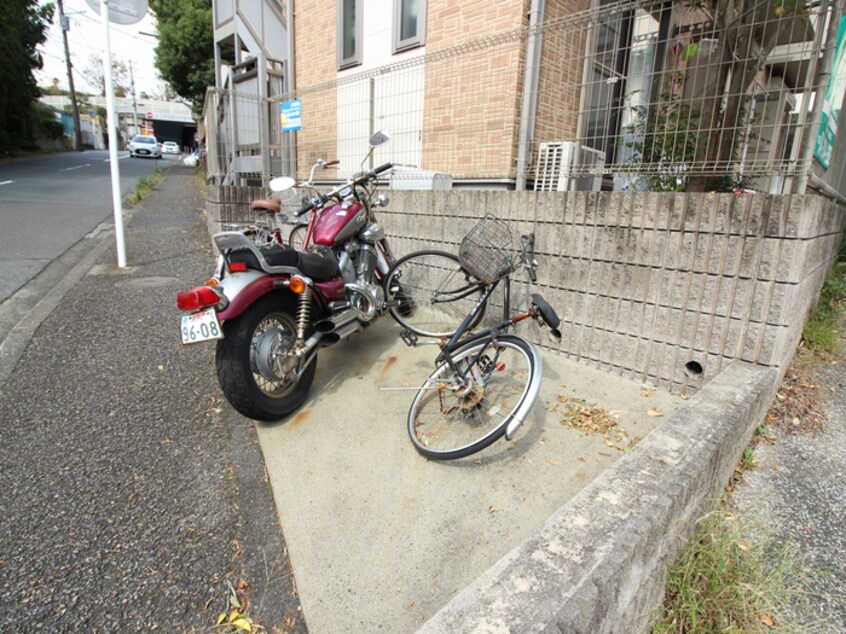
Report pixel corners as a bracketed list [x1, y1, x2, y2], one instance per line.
[337, 0, 363, 70]
[393, 0, 426, 53]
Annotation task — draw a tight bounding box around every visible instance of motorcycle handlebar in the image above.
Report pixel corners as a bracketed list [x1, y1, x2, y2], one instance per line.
[295, 200, 316, 217]
[298, 163, 394, 215]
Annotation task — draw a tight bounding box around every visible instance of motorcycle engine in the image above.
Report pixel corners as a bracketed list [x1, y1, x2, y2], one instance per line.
[344, 242, 384, 321]
[355, 243, 378, 284]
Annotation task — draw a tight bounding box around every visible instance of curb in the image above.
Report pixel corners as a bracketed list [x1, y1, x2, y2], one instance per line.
[417, 361, 778, 633]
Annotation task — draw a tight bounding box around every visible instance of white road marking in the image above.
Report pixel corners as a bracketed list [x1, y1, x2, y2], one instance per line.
[59, 163, 91, 172]
[0, 180, 13, 186]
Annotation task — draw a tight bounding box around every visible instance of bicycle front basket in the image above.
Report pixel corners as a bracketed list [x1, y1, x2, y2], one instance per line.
[458, 215, 514, 284]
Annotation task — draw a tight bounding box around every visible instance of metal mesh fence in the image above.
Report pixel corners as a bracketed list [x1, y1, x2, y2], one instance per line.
[205, 0, 839, 195]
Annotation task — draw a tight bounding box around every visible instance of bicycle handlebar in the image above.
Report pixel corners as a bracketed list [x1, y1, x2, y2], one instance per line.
[520, 234, 537, 283]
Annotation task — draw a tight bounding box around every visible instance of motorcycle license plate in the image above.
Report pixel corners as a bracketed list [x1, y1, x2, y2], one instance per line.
[180, 308, 223, 344]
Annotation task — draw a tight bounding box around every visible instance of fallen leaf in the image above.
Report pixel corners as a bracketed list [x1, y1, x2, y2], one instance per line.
[488, 506, 500, 513]
[548, 459, 562, 466]
[761, 613, 776, 627]
[232, 617, 253, 632]
[647, 408, 664, 417]
[737, 539, 752, 551]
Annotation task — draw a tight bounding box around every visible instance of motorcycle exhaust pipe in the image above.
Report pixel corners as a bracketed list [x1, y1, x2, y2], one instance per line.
[314, 308, 358, 334]
[320, 319, 363, 346]
[300, 309, 361, 353]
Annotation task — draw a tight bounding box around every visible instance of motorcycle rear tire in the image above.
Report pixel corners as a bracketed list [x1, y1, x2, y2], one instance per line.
[216, 293, 317, 421]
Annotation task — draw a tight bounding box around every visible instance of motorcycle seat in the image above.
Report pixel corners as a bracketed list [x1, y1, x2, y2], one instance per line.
[250, 198, 281, 214]
[228, 244, 340, 281]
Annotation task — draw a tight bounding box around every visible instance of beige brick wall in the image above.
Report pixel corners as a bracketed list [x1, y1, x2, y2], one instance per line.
[421, 0, 529, 179]
[532, 0, 591, 162]
[292, 0, 338, 176]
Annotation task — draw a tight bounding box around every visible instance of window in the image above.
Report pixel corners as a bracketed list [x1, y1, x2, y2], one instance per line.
[338, 0, 362, 69]
[394, 0, 426, 53]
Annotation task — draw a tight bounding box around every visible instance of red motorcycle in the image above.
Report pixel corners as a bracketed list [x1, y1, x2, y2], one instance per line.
[177, 131, 405, 420]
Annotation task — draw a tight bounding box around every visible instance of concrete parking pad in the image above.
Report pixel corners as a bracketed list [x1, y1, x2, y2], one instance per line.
[256, 319, 684, 632]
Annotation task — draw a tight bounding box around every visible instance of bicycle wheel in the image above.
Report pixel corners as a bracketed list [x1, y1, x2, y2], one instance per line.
[288, 224, 308, 250]
[407, 334, 538, 460]
[384, 250, 486, 338]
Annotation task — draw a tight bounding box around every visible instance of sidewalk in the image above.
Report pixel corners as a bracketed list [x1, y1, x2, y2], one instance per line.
[733, 346, 846, 631]
[0, 163, 305, 632]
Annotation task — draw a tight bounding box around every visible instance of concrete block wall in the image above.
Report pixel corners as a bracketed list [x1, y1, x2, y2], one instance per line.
[206, 186, 845, 394]
[379, 190, 845, 394]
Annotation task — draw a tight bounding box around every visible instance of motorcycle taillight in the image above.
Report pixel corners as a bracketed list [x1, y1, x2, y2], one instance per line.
[177, 286, 221, 311]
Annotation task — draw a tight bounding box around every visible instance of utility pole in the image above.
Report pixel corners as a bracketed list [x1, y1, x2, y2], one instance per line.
[57, 0, 83, 151]
[129, 61, 139, 135]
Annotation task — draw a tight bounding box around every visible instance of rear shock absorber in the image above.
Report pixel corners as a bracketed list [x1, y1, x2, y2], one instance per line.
[295, 286, 312, 341]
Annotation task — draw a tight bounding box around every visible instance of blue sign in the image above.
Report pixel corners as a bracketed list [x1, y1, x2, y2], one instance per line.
[281, 100, 302, 132]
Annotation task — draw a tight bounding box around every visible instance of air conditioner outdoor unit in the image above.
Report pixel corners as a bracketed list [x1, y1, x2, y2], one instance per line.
[533, 141, 605, 192]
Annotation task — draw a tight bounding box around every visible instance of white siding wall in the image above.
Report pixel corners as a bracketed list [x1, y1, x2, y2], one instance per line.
[337, 0, 424, 174]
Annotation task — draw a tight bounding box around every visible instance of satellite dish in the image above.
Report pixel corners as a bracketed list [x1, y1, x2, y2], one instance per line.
[85, 0, 149, 25]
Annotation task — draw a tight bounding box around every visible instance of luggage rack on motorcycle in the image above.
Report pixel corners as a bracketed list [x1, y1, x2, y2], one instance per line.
[214, 231, 303, 276]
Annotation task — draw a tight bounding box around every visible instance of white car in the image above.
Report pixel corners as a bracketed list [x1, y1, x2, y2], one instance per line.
[128, 135, 162, 159]
[161, 141, 180, 154]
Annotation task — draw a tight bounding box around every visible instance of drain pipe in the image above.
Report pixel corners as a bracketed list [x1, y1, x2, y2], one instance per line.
[287, 0, 298, 178]
[515, 0, 546, 191]
[795, 0, 842, 194]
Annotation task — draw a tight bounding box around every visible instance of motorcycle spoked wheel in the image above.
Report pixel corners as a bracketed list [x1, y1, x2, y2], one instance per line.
[216, 293, 317, 421]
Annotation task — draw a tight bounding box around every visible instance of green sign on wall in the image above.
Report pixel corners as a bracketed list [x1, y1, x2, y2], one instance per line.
[814, 16, 846, 169]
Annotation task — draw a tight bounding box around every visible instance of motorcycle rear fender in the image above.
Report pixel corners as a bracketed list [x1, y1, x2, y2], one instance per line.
[216, 271, 332, 322]
[216, 272, 289, 321]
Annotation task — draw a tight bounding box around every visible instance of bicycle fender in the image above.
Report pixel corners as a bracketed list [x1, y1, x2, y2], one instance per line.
[505, 339, 543, 441]
[530, 293, 561, 329]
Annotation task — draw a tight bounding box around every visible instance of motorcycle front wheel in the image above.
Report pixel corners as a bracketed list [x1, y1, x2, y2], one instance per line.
[216, 293, 317, 421]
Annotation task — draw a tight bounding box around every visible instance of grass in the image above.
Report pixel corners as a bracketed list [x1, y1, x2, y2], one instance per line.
[802, 232, 846, 355]
[129, 164, 163, 206]
[652, 501, 803, 633]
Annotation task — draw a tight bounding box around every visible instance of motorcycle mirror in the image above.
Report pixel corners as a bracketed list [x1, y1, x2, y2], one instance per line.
[369, 130, 391, 148]
[269, 176, 296, 192]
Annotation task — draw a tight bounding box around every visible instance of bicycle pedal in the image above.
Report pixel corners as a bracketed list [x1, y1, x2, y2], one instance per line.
[400, 329, 419, 347]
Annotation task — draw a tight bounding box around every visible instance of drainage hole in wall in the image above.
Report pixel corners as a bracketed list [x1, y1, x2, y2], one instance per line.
[684, 361, 704, 378]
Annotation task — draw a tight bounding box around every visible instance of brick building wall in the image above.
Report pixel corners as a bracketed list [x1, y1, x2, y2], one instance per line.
[292, 0, 338, 174]
[532, 1, 591, 160]
[421, 1, 529, 179]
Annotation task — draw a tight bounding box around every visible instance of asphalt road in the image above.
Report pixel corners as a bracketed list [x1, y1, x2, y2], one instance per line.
[0, 162, 305, 632]
[0, 151, 176, 303]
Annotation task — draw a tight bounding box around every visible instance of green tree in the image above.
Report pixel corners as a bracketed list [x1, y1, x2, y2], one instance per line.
[0, 0, 55, 155]
[684, 0, 810, 191]
[150, 0, 215, 110]
[83, 53, 131, 98]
